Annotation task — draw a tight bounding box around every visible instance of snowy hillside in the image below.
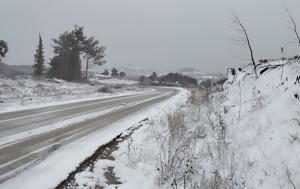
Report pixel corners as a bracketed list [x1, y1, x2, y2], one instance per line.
[0, 76, 141, 112]
[221, 59, 300, 188]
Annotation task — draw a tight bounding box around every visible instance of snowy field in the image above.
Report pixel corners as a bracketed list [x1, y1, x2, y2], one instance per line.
[0, 76, 142, 113]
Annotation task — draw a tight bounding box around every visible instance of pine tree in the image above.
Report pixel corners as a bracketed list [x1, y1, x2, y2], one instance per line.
[111, 68, 118, 78]
[83, 36, 106, 82]
[33, 34, 45, 77]
[48, 31, 81, 81]
[102, 69, 109, 75]
[47, 26, 106, 82]
[149, 72, 157, 81]
[119, 72, 126, 77]
[73, 26, 106, 82]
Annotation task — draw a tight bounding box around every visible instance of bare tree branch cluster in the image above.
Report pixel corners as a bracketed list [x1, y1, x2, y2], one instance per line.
[231, 8, 300, 79]
[231, 13, 258, 78]
[285, 7, 300, 50]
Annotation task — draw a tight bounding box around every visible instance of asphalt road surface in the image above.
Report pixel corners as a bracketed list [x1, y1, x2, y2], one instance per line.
[0, 87, 178, 183]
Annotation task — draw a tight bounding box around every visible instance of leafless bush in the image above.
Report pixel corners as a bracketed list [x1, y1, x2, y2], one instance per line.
[215, 113, 227, 160]
[191, 107, 207, 139]
[167, 111, 186, 140]
[189, 89, 199, 105]
[289, 133, 300, 144]
[98, 85, 112, 93]
[192, 155, 246, 189]
[286, 167, 297, 189]
[125, 136, 142, 166]
[113, 84, 124, 89]
[17, 80, 25, 87]
[157, 111, 196, 187]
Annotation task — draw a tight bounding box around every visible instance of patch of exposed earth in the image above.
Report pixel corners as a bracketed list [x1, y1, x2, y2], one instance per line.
[56, 118, 148, 189]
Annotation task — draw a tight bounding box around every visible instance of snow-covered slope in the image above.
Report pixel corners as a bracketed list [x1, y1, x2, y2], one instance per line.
[0, 76, 141, 112]
[222, 59, 300, 188]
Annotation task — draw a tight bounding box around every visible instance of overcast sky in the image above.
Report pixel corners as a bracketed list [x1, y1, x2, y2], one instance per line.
[1, 0, 300, 74]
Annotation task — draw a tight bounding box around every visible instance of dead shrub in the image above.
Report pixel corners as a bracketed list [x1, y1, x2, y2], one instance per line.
[167, 111, 186, 140]
[98, 85, 112, 93]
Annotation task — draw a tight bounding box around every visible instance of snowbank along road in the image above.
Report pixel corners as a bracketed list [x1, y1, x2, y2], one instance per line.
[0, 87, 178, 183]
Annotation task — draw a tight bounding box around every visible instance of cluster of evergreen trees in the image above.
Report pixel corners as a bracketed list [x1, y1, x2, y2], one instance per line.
[139, 72, 197, 87]
[102, 68, 126, 78]
[110, 68, 126, 78]
[33, 26, 106, 81]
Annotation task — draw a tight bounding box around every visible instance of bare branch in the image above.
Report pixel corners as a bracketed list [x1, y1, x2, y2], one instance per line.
[286, 167, 297, 189]
[285, 7, 300, 50]
[231, 13, 258, 78]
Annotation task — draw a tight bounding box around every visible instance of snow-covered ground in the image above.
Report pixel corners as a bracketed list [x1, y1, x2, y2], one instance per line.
[220, 60, 300, 188]
[2, 59, 300, 189]
[0, 88, 190, 189]
[91, 78, 138, 85]
[0, 76, 142, 113]
[66, 60, 300, 189]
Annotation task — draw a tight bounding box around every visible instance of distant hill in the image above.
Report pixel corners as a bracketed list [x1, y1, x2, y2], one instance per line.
[89, 64, 157, 78]
[0, 63, 33, 77]
[89, 64, 222, 81]
[176, 67, 220, 83]
[10, 65, 33, 75]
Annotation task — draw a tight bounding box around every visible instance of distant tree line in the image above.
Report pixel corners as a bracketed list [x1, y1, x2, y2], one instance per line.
[139, 72, 197, 87]
[101, 68, 126, 78]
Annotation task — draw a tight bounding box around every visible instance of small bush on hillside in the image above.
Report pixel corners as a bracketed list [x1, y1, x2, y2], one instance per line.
[98, 85, 112, 93]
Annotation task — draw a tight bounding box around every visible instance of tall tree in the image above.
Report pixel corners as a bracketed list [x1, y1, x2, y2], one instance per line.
[119, 71, 126, 77]
[102, 69, 109, 76]
[48, 31, 81, 81]
[111, 68, 118, 78]
[83, 36, 106, 82]
[73, 25, 106, 82]
[0, 40, 8, 63]
[47, 26, 106, 82]
[149, 72, 157, 80]
[33, 34, 45, 77]
[231, 13, 258, 78]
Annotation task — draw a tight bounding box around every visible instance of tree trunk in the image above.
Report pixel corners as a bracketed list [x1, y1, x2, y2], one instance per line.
[85, 57, 89, 82]
[242, 24, 258, 78]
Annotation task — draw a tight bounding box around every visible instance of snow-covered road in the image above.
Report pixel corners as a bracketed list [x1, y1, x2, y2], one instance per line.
[0, 87, 178, 184]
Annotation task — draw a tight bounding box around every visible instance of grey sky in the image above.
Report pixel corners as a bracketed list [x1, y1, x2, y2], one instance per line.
[1, 0, 300, 74]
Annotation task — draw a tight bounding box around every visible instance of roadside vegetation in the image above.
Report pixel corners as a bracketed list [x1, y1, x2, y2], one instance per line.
[1, 5, 300, 189]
